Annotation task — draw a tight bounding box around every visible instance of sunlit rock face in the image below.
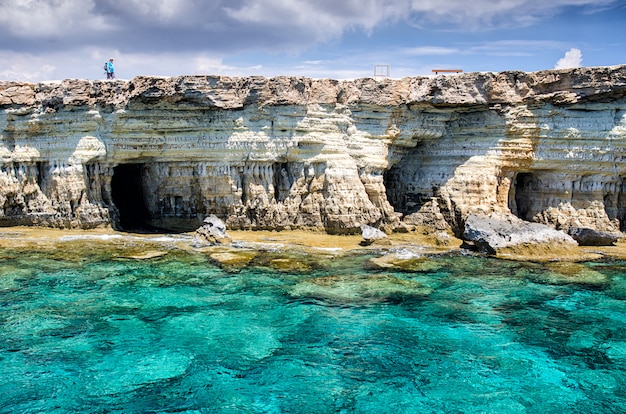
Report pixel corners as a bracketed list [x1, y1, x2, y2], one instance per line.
[0, 66, 625, 234]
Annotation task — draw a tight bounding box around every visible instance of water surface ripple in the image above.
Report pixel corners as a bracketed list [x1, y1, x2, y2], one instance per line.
[1, 247, 625, 413]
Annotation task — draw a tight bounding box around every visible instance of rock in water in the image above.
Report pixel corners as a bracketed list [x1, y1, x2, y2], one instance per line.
[194, 215, 232, 245]
[360, 224, 390, 246]
[567, 227, 622, 246]
[463, 212, 577, 256]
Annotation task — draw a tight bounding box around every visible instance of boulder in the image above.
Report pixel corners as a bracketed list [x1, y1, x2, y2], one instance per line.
[194, 215, 232, 245]
[360, 224, 390, 246]
[567, 227, 622, 246]
[463, 213, 577, 256]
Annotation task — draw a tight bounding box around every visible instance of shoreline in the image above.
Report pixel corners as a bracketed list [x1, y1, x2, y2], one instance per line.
[0, 226, 455, 255]
[1, 226, 626, 262]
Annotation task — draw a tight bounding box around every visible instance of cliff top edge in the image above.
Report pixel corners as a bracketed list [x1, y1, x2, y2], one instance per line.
[0, 64, 625, 108]
[0, 64, 623, 85]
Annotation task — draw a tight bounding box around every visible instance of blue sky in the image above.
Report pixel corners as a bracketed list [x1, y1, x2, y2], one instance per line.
[0, 0, 625, 82]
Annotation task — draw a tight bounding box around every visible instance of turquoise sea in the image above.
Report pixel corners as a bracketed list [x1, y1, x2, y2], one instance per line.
[1, 234, 625, 413]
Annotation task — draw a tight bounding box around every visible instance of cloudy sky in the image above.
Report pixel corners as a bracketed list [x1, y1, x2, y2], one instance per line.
[0, 0, 625, 82]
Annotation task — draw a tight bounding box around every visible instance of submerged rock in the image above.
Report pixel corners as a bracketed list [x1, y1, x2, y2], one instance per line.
[266, 258, 313, 273]
[534, 262, 610, 286]
[124, 250, 169, 260]
[209, 250, 258, 272]
[194, 215, 232, 246]
[367, 252, 443, 272]
[289, 273, 432, 304]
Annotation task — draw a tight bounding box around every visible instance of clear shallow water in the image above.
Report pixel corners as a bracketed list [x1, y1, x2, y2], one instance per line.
[1, 245, 625, 413]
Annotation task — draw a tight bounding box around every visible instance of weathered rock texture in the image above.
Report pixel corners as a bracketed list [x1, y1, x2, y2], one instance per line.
[194, 215, 232, 246]
[463, 212, 577, 255]
[1, 65, 625, 235]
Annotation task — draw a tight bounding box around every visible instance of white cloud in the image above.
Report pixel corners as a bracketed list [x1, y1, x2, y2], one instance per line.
[407, 0, 617, 29]
[554, 48, 583, 69]
[0, 0, 110, 37]
[192, 56, 263, 77]
[0, 0, 619, 43]
[224, 0, 408, 44]
[0, 0, 620, 81]
[0, 52, 57, 82]
[224, 0, 619, 33]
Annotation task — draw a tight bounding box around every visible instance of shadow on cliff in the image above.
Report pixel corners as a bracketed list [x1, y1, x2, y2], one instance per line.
[383, 106, 508, 234]
[383, 103, 626, 236]
[110, 163, 156, 232]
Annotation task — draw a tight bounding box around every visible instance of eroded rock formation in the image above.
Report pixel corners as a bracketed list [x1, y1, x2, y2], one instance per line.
[1, 65, 625, 235]
[463, 212, 578, 255]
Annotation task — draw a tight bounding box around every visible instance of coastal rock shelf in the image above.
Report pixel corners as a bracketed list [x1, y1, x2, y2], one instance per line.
[1, 65, 625, 235]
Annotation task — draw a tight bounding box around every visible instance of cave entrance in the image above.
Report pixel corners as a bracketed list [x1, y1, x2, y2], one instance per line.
[510, 172, 536, 221]
[617, 177, 626, 231]
[111, 163, 151, 231]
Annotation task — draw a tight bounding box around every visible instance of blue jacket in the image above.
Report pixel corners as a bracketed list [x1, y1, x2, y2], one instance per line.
[106, 61, 114, 73]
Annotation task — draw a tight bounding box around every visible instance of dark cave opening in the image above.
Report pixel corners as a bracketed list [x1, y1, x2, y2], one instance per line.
[383, 166, 432, 215]
[111, 163, 151, 231]
[512, 172, 536, 221]
[616, 177, 626, 231]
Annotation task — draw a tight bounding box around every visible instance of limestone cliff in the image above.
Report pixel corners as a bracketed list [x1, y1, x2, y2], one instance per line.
[1, 65, 625, 235]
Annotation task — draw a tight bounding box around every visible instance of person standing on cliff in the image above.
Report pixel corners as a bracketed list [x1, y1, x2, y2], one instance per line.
[105, 58, 115, 79]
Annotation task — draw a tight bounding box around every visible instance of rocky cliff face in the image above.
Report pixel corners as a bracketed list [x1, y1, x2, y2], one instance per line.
[1, 65, 625, 234]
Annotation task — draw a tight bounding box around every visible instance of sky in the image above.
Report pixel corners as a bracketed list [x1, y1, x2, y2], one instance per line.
[0, 0, 625, 82]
